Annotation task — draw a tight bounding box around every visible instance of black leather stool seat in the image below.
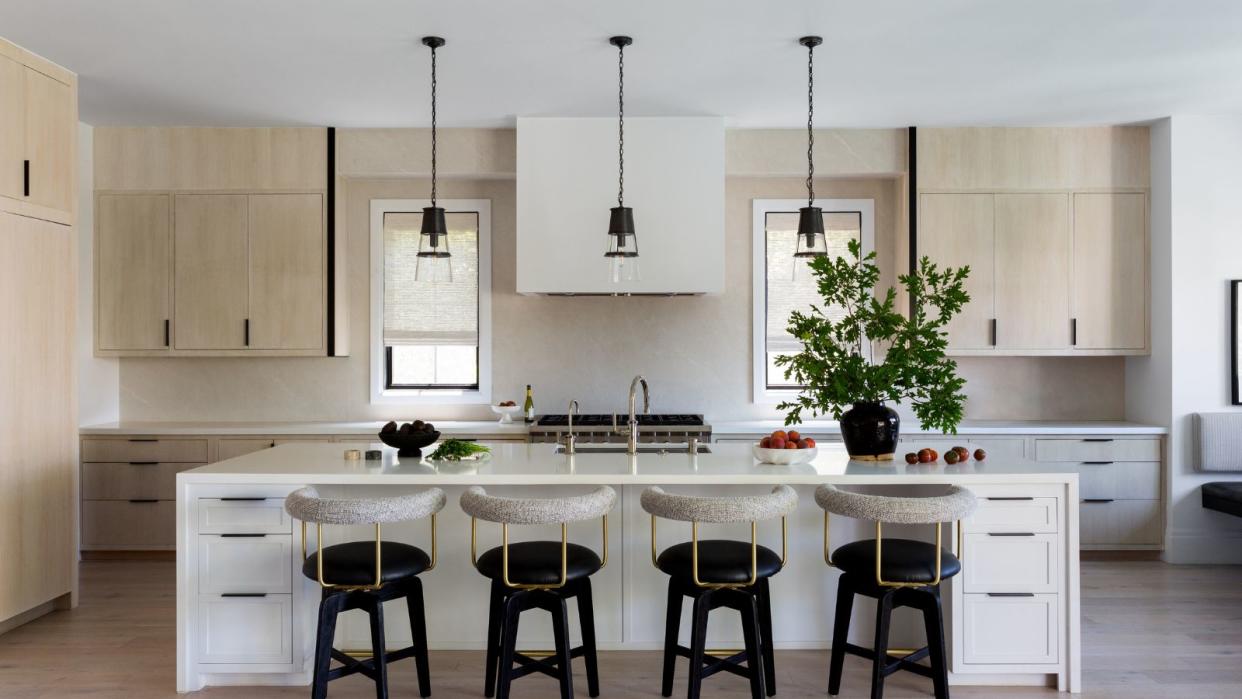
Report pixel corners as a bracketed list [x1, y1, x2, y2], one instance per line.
[475, 541, 602, 586]
[831, 538, 961, 584]
[1203, 482, 1242, 518]
[656, 539, 783, 584]
[302, 541, 431, 586]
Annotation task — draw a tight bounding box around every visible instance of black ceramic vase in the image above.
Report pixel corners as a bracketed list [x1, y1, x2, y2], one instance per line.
[839, 402, 900, 460]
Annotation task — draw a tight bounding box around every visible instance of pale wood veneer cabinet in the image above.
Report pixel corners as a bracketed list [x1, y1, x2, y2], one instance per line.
[96, 194, 171, 350]
[1071, 193, 1148, 350]
[174, 194, 250, 350]
[0, 40, 76, 224]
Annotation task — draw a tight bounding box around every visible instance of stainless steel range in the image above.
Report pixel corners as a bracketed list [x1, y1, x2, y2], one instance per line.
[528, 413, 712, 444]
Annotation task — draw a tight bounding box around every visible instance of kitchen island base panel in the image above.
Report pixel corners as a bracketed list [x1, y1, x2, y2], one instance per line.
[176, 442, 1080, 693]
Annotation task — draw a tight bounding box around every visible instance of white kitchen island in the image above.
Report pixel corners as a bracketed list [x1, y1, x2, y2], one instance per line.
[176, 441, 1081, 693]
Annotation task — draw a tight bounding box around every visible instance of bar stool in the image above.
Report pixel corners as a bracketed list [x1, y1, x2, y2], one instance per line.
[285, 486, 445, 699]
[461, 485, 615, 699]
[641, 485, 797, 699]
[815, 484, 977, 699]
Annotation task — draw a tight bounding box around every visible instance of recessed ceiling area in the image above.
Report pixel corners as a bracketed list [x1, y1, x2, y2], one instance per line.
[3, 0, 1242, 127]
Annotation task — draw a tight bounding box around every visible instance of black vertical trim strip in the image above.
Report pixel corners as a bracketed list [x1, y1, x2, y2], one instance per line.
[1233, 280, 1240, 405]
[326, 127, 337, 357]
[908, 126, 917, 317]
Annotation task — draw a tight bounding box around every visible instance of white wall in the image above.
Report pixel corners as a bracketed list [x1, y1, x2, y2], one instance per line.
[1135, 116, 1242, 563]
[75, 122, 119, 425]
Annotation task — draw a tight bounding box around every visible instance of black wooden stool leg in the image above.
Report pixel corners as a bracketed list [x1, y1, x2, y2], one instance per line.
[870, 591, 894, 699]
[827, 576, 853, 696]
[496, 592, 525, 699]
[686, 590, 712, 699]
[404, 577, 432, 698]
[367, 596, 389, 699]
[551, 594, 575, 699]
[577, 579, 601, 697]
[740, 593, 766, 699]
[661, 579, 684, 697]
[920, 589, 950, 699]
[312, 591, 345, 699]
[756, 578, 777, 697]
[484, 581, 504, 698]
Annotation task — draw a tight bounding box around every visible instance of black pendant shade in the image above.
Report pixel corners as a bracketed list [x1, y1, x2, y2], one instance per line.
[605, 36, 640, 282]
[417, 206, 450, 258]
[416, 36, 451, 280]
[605, 206, 637, 258]
[796, 35, 828, 259]
[794, 205, 828, 258]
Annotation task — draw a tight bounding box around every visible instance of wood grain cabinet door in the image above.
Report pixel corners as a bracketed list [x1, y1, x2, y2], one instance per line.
[246, 193, 324, 350]
[0, 55, 23, 200]
[22, 66, 74, 214]
[919, 193, 996, 349]
[97, 194, 171, 351]
[1072, 192, 1147, 350]
[174, 194, 249, 349]
[994, 193, 1072, 350]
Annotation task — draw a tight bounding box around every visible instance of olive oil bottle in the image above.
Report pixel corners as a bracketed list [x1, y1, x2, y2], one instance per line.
[523, 385, 535, 423]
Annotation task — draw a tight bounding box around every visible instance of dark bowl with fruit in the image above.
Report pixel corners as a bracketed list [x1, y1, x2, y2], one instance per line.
[378, 420, 441, 457]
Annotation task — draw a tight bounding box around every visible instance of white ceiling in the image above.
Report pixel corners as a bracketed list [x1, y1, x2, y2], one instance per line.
[3, 0, 1242, 128]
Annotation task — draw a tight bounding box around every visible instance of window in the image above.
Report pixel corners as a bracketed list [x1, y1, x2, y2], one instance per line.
[752, 199, 874, 403]
[370, 199, 491, 403]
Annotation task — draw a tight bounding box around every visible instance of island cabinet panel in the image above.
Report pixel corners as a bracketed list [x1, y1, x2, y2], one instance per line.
[247, 193, 324, 350]
[96, 193, 171, 351]
[994, 193, 1072, 350]
[198, 595, 292, 664]
[174, 194, 250, 350]
[961, 594, 1059, 665]
[918, 193, 996, 349]
[1071, 192, 1147, 350]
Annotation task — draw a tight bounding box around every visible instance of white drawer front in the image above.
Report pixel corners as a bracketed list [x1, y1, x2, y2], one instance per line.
[198, 498, 291, 535]
[962, 533, 1058, 593]
[962, 593, 1058, 665]
[967, 497, 1058, 533]
[1080, 499, 1162, 546]
[1079, 461, 1161, 500]
[1034, 438, 1160, 462]
[199, 535, 292, 594]
[198, 594, 292, 664]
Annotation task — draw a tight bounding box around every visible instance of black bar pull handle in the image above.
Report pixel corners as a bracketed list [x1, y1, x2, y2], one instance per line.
[22, 159, 29, 196]
[986, 592, 1036, 597]
[220, 533, 267, 538]
[987, 532, 1036, 537]
[127, 438, 159, 443]
[220, 497, 267, 502]
[990, 318, 997, 346]
[128, 461, 159, 466]
[1083, 498, 1115, 503]
[221, 593, 268, 598]
[1082, 461, 1114, 465]
[164, 319, 170, 347]
[985, 496, 1034, 501]
[244, 318, 250, 346]
[1071, 318, 1077, 346]
[1083, 438, 1114, 443]
[127, 499, 159, 504]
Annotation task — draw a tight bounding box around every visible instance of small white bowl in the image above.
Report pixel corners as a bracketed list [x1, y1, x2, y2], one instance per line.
[490, 405, 524, 424]
[752, 445, 818, 465]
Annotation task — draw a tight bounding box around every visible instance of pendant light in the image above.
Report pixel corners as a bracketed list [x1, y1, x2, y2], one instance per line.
[794, 35, 828, 259]
[605, 35, 640, 283]
[416, 36, 451, 282]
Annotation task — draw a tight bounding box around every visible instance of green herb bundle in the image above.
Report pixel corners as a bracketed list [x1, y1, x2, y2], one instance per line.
[427, 439, 491, 461]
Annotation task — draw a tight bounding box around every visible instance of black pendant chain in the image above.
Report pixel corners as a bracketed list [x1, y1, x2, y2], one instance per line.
[805, 38, 815, 207]
[430, 41, 438, 208]
[617, 39, 625, 208]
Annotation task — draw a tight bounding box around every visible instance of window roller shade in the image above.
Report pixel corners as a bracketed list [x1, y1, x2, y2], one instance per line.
[383, 211, 479, 347]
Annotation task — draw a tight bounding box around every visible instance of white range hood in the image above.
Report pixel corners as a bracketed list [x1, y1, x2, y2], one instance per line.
[516, 116, 725, 294]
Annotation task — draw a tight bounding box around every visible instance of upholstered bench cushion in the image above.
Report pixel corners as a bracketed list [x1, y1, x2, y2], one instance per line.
[832, 538, 961, 584]
[1203, 482, 1242, 517]
[475, 541, 603, 586]
[303, 541, 431, 586]
[656, 539, 783, 584]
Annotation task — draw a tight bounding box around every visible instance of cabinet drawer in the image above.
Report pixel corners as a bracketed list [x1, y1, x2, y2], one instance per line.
[81, 500, 175, 549]
[967, 496, 1058, 533]
[82, 438, 209, 463]
[198, 498, 291, 535]
[81, 462, 202, 500]
[1034, 438, 1160, 462]
[961, 533, 1058, 593]
[198, 594, 292, 664]
[1080, 499, 1162, 546]
[1079, 461, 1161, 500]
[199, 535, 292, 594]
[217, 439, 276, 461]
[961, 593, 1058, 665]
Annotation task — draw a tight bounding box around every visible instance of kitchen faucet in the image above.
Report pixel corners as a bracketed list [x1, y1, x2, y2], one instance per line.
[564, 399, 579, 455]
[625, 375, 650, 455]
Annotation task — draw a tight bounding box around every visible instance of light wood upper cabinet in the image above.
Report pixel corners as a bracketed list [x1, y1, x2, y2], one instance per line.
[97, 194, 171, 351]
[247, 194, 323, 350]
[0, 55, 23, 201]
[23, 68, 74, 214]
[994, 193, 1072, 350]
[174, 194, 249, 350]
[919, 193, 996, 349]
[1072, 193, 1147, 350]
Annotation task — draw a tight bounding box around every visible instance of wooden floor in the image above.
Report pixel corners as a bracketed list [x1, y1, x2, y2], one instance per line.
[0, 561, 1240, 698]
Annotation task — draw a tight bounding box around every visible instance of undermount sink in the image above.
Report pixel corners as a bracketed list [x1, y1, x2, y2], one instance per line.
[554, 444, 712, 455]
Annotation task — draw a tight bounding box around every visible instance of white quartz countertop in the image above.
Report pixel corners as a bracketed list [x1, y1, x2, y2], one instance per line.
[83, 418, 1166, 436]
[178, 440, 1079, 486]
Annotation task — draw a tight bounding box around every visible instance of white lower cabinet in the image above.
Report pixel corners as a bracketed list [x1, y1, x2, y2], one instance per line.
[961, 533, 1058, 593]
[970, 496, 1058, 533]
[198, 594, 293, 664]
[199, 535, 292, 595]
[198, 497, 292, 534]
[961, 593, 1059, 665]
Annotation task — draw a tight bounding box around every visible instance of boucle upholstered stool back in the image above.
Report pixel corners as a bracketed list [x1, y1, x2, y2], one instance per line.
[813, 485, 976, 524]
[285, 486, 447, 524]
